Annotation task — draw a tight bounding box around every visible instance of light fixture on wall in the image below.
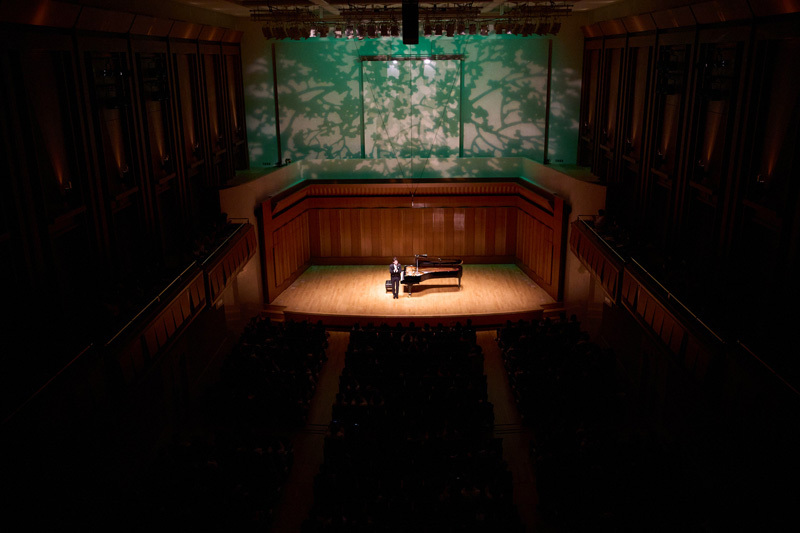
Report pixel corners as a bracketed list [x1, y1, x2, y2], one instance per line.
[119, 163, 132, 183]
[654, 150, 665, 169]
[624, 138, 634, 155]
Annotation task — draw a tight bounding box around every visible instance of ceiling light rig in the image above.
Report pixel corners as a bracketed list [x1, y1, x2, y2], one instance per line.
[251, 2, 573, 41]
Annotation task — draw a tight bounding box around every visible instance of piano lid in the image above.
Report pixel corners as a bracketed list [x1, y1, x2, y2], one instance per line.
[417, 257, 463, 266]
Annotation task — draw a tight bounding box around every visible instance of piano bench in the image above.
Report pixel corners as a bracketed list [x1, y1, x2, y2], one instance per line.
[385, 280, 392, 291]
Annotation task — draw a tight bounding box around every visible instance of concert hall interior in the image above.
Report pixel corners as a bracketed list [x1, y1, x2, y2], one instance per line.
[2, 0, 799, 530]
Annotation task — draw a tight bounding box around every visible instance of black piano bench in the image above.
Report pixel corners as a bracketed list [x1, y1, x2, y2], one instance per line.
[385, 280, 393, 292]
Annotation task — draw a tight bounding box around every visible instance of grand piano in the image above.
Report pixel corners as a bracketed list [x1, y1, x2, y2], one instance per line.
[401, 255, 463, 296]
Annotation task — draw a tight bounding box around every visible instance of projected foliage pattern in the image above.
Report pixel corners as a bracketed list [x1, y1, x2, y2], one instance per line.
[461, 40, 548, 159]
[243, 36, 580, 168]
[363, 58, 461, 161]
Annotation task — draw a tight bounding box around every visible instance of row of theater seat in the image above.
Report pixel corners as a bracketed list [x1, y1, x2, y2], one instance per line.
[497, 317, 713, 530]
[220, 316, 329, 426]
[135, 434, 294, 529]
[125, 317, 330, 529]
[303, 321, 524, 532]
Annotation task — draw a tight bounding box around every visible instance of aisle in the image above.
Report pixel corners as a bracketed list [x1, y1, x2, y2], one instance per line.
[477, 331, 539, 532]
[270, 331, 349, 533]
[269, 329, 542, 532]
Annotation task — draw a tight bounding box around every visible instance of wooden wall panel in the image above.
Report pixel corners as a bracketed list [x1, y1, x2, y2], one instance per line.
[516, 210, 555, 292]
[262, 180, 565, 302]
[272, 211, 310, 287]
[570, 221, 625, 302]
[205, 224, 257, 304]
[308, 206, 520, 263]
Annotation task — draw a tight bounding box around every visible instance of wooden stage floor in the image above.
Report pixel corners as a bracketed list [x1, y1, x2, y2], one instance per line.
[271, 264, 557, 328]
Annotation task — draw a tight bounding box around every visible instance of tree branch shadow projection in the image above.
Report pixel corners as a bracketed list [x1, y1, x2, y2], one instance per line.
[244, 55, 278, 166]
[245, 36, 566, 168]
[546, 62, 582, 163]
[364, 58, 461, 165]
[276, 41, 363, 161]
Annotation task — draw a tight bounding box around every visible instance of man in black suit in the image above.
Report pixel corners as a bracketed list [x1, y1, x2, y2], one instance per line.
[389, 257, 402, 299]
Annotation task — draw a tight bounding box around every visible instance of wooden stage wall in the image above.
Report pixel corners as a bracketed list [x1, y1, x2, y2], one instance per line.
[261, 180, 566, 303]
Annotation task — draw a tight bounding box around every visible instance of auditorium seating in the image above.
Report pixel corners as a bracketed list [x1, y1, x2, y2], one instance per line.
[304, 321, 523, 532]
[220, 316, 329, 427]
[131, 433, 293, 530]
[117, 316, 330, 529]
[497, 316, 719, 530]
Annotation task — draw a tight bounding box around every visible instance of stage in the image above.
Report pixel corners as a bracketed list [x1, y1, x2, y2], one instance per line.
[270, 264, 557, 328]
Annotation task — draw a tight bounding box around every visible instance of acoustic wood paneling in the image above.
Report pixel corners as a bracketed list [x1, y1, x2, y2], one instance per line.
[516, 209, 554, 291]
[691, 0, 753, 24]
[622, 14, 656, 34]
[272, 211, 311, 287]
[652, 7, 697, 29]
[130, 15, 173, 37]
[618, 268, 713, 369]
[117, 270, 205, 385]
[0, 0, 81, 28]
[75, 6, 134, 34]
[261, 180, 564, 303]
[582, 24, 603, 38]
[199, 26, 226, 42]
[308, 206, 517, 263]
[569, 221, 624, 302]
[205, 224, 258, 304]
[747, 0, 800, 17]
[169, 21, 203, 40]
[599, 19, 626, 37]
[222, 29, 244, 43]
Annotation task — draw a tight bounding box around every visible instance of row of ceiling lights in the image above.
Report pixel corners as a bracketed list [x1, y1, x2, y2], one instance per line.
[260, 19, 563, 40]
[261, 21, 561, 40]
[254, 3, 570, 41]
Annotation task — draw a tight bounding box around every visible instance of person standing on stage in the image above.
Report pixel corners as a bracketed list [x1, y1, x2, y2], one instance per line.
[389, 256, 402, 299]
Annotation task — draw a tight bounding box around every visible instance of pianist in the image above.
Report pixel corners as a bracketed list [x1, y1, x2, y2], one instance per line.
[389, 257, 402, 299]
